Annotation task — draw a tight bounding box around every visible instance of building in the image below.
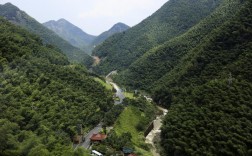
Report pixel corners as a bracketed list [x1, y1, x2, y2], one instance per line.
[90, 133, 107, 142]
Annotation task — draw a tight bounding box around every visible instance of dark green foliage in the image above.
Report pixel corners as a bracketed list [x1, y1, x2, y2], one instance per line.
[153, 0, 252, 107]
[115, 0, 243, 90]
[103, 105, 124, 126]
[0, 3, 93, 67]
[0, 18, 113, 155]
[155, 0, 252, 155]
[161, 81, 252, 155]
[93, 0, 222, 74]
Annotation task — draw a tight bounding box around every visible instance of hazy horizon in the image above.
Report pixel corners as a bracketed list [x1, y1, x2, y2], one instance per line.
[0, 0, 168, 35]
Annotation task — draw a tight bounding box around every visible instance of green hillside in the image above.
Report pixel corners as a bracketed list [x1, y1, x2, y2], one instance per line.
[92, 0, 222, 74]
[154, 0, 252, 155]
[0, 3, 93, 67]
[43, 19, 96, 54]
[115, 0, 243, 90]
[91, 23, 130, 49]
[0, 18, 113, 155]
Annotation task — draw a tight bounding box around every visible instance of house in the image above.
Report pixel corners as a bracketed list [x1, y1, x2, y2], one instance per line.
[90, 133, 107, 142]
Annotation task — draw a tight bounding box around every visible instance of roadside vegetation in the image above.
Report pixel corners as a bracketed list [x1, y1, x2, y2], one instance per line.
[92, 97, 157, 156]
[93, 77, 113, 91]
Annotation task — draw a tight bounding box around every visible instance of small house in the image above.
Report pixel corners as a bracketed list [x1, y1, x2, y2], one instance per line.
[90, 133, 107, 142]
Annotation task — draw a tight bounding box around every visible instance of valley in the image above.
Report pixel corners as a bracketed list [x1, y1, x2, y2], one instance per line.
[0, 0, 252, 156]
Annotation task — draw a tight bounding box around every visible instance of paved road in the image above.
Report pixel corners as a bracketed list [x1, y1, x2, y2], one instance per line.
[110, 82, 125, 104]
[74, 123, 102, 150]
[106, 70, 125, 104]
[74, 71, 124, 150]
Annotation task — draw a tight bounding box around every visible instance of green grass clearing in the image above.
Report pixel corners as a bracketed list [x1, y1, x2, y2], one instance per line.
[124, 92, 135, 99]
[94, 77, 113, 90]
[114, 106, 153, 156]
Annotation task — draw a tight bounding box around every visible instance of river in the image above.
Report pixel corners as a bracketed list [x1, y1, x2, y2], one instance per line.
[145, 107, 168, 156]
[106, 70, 168, 156]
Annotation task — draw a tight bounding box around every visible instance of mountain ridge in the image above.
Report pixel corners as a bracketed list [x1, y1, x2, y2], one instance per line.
[0, 3, 93, 67]
[43, 18, 96, 54]
[92, 0, 222, 74]
[91, 22, 130, 48]
[44, 19, 129, 54]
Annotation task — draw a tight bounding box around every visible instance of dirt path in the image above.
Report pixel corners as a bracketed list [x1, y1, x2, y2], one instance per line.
[92, 56, 101, 66]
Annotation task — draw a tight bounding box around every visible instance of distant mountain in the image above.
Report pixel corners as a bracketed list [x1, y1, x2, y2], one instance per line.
[0, 3, 93, 67]
[92, 0, 223, 74]
[43, 19, 96, 54]
[91, 22, 130, 48]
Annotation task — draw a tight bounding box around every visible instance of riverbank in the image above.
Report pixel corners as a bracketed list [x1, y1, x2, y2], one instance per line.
[145, 107, 168, 156]
[106, 70, 168, 156]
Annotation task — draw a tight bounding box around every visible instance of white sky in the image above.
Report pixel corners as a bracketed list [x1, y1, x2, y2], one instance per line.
[0, 0, 168, 35]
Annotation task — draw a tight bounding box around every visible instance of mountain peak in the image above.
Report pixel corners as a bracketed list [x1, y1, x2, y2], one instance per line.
[43, 19, 96, 54]
[111, 22, 130, 32]
[3, 2, 16, 7]
[57, 18, 69, 24]
[91, 22, 130, 47]
[1, 2, 20, 12]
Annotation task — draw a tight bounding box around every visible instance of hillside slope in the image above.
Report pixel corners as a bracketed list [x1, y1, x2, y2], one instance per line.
[93, 0, 222, 74]
[0, 3, 93, 67]
[0, 18, 113, 155]
[44, 19, 96, 54]
[115, 0, 243, 90]
[153, 0, 252, 155]
[91, 22, 130, 48]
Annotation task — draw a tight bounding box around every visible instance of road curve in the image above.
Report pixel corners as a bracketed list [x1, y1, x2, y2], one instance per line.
[106, 70, 125, 104]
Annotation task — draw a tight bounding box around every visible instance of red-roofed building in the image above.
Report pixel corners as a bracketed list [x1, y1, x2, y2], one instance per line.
[90, 133, 107, 142]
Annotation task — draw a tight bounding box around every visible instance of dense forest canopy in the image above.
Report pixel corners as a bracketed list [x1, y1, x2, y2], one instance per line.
[155, 0, 252, 155]
[92, 0, 222, 75]
[0, 0, 251, 155]
[114, 0, 244, 91]
[0, 18, 113, 155]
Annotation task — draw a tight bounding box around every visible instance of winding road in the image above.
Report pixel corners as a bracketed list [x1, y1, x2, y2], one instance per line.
[106, 70, 125, 104]
[74, 71, 125, 150]
[75, 70, 167, 156]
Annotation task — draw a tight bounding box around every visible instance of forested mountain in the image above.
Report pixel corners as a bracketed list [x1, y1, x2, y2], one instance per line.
[92, 0, 251, 155]
[114, 0, 243, 90]
[91, 23, 130, 48]
[0, 3, 93, 67]
[44, 20, 129, 55]
[43, 19, 96, 54]
[92, 0, 222, 74]
[0, 17, 113, 155]
[151, 0, 252, 155]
